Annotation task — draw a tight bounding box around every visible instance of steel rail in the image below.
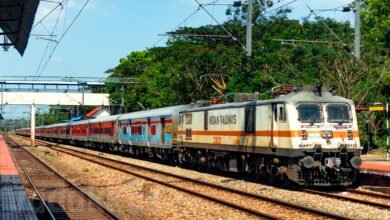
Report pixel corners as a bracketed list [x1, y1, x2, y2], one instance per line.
[346, 188, 390, 200]
[5, 135, 121, 220]
[304, 189, 390, 209]
[30, 138, 351, 220]
[48, 145, 280, 220]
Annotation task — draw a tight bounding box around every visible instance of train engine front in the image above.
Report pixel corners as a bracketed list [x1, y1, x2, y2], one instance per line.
[286, 86, 362, 186]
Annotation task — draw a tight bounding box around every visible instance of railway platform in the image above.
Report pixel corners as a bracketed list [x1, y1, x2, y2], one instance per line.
[0, 135, 37, 220]
[359, 153, 390, 187]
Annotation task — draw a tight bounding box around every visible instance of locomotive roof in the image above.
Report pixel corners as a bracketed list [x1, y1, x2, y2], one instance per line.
[118, 104, 193, 120]
[181, 87, 354, 113]
[274, 88, 354, 105]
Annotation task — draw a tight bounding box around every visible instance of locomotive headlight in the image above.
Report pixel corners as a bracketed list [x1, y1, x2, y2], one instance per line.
[321, 130, 333, 139]
[300, 156, 315, 169]
[350, 156, 362, 169]
[347, 130, 353, 140]
[301, 130, 307, 140]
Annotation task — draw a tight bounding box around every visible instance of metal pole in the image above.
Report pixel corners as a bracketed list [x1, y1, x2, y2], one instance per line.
[82, 84, 85, 105]
[354, 0, 361, 60]
[30, 104, 35, 147]
[246, 0, 253, 57]
[1, 83, 3, 116]
[365, 119, 372, 153]
[120, 85, 124, 114]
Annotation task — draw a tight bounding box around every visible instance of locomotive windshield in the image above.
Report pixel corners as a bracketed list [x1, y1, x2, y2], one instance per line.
[327, 103, 350, 123]
[297, 104, 322, 123]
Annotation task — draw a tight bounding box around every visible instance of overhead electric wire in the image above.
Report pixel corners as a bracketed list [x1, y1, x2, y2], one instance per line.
[40, 0, 62, 3]
[312, 3, 351, 12]
[152, 8, 201, 47]
[32, 0, 67, 30]
[306, 5, 355, 58]
[262, 0, 298, 15]
[35, 0, 91, 78]
[34, 1, 65, 78]
[194, 0, 246, 51]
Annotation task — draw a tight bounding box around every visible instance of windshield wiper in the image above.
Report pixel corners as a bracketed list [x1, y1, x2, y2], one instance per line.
[338, 119, 350, 125]
[309, 118, 319, 125]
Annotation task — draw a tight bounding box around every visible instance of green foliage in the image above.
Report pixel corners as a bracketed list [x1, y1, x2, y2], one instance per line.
[106, 3, 390, 147]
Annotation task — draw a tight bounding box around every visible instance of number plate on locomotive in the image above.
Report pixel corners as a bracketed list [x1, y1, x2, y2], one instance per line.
[324, 157, 341, 168]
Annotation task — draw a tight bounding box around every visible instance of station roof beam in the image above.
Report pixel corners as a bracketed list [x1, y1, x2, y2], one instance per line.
[0, 0, 40, 55]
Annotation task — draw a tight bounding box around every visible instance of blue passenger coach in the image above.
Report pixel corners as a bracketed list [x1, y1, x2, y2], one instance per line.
[117, 105, 192, 149]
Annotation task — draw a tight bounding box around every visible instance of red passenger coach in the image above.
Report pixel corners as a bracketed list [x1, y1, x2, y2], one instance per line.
[72, 124, 88, 137]
[101, 121, 115, 137]
[88, 115, 120, 144]
[70, 120, 89, 143]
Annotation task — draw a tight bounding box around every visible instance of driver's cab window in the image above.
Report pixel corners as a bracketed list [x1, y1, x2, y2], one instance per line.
[297, 103, 323, 123]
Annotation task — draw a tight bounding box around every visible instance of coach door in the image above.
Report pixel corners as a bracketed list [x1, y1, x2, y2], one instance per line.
[147, 118, 151, 146]
[161, 117, 166, 145]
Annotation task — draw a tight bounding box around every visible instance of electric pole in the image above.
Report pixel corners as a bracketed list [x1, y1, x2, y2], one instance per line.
[120, 85, 124, 114]
[246, 0, 253, 57]
[354, 0, 361, 60]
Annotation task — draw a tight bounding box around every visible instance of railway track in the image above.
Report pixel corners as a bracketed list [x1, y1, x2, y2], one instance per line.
[4, 135, 121, 220]
[23, 137, 353, 220]
[346, 188, 390, 200]
[303, 189, 390, 210]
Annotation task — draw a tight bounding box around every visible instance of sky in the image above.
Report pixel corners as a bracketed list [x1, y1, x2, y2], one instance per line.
[0, 0, 354, 119]
[0, 0, 354, 78]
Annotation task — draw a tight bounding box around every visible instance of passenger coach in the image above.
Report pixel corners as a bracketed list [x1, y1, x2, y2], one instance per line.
[16, 85, 362, 186]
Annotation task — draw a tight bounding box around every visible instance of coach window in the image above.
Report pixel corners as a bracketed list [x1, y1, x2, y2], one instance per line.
[122, 126, 127, 134]
[138, 125, 143, 135]
[151, 125, 156, 135]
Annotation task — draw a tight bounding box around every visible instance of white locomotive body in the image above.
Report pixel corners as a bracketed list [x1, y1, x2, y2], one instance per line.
[178, 86, 362, 186]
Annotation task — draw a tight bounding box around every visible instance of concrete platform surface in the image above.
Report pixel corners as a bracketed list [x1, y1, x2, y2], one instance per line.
[0, 135, 37, 220]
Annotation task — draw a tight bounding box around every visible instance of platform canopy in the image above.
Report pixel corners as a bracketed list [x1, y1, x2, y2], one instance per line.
[0, 0, 40, 55]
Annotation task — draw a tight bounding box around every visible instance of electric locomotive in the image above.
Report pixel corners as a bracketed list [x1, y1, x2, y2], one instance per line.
[177, 85, 362, 186]
[16, 85, 362, 186]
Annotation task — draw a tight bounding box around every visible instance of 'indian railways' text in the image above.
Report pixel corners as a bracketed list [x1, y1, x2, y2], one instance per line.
[209, 115, 237, 125]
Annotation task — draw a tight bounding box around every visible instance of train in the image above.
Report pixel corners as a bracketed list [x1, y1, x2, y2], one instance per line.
[16, 85, 362, 186]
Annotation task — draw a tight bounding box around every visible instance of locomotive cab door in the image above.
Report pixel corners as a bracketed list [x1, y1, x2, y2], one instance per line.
[271, 103, 287, 149]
